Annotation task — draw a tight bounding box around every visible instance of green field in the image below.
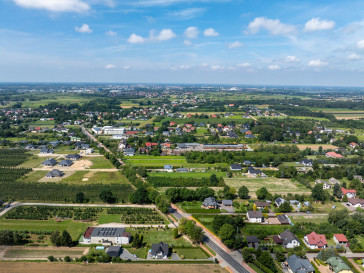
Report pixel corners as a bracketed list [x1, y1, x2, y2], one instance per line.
[18, 155, 48, 168]
[175, 247, 209, 259]
[225, 177, 311, 198]
[62, 171, 129, 184]
[3, 248, 86, 258]
[86, 156, 115, 169]
[18, 170, 48, 182]
[133, 228, 191, 248]
[0, 217, 89, 241]
[148, 171, 226, 178]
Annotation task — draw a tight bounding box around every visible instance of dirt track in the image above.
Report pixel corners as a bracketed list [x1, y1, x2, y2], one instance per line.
[0, 262, 226, 273]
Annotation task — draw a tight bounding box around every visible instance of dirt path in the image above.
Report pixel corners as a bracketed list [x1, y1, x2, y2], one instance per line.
[309, 259, 330, 273]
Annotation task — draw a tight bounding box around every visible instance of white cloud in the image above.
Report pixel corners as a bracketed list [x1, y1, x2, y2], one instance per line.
[285, 55, 299, 62]
[347, 53, 361, 60]
[75, 24, 92, 33]
[105, 64, 116, 69]
[184, 40, 192, 46]
[204, 28, 219, 37]
[228, 41, 243, 49]
[150, 29, 176, 41]
[169, 8, 205, 20]
[128, 29, 176, 44]
[12, 0, 90, 13]
[211, 65, 224, 70]
[127, 33, 145, 44]
[268, 65, 280, 70]
[245, 17, 296, 35]
[304, 18, 335, 32]
[308, 59, 328, 67]
[184, 27, 198, 39]
[236, 62, 251, 68]
[123, 65, 131, 69]
[106, 30, 117, 36]
[357, 40, 364, 49]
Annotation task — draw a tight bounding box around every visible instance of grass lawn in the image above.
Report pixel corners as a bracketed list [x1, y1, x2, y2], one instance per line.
[290, 215, 329, 224]
[175, 247, 209, 259]
[61, 171, 129, 184]
[18, 170, 48, 182]
[225, 177, 311, 198]
[133, 228, 191, 247]
[124, 247, 148, 259]
[4, 248, 86, 258]
[193, 215, 216, 231]
[0, 217, 89, 241]
[86, 156, 115, 169]
[97, 214, 121, 225]
[149, 172, 226, 178]
[18, 155, 48, 168]
[311, 202, 349, 213]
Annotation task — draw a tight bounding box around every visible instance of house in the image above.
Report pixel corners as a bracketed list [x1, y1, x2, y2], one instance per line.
[301, 159, 313, 166]
[40, 148, 54, 154]
[277, 214, 291, 225]
[150, 242, 169, 259]
[82, 227, 131, 245]
[202, 197, 219, 209]
[325, 152, 343, 158]
[246, 211, 263, 223]
[275, 198, 285, 207]
[222, 200, 233, 206]
[326, 257, 352, 273]
[230, 164, 242, 171]
[349, 142, 358, 149]
[341, 188, 356, 199]
[304, 231, 327, 249]
[333, 234, 348, 245]
[286, 255, 315, 273]
[65, 154, 81, 160]
[176, 168, 188, 173]
[164, 165, 173, 172]
[42, 158, 57, 166]
[323, 182, 332, 190]
[329, 178, 340, 185]
[92, 127, 103, 135]
[277, 230, 300, 248]
[58, 160, 73, 167]
[246, 236, 259, 248]
[124, 148, 135, 156]
[254, 201, 271, 209]
[348, 198, 364, 208]
[106, 245, 121, 257]
[243, 160, 251, 166]
[247, 167, 265, 177]
[85, 148, 94, 155]
[46, 169, 64, 178]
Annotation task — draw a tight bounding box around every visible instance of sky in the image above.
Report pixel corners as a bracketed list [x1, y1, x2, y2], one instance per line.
[1, 0, 364, 86]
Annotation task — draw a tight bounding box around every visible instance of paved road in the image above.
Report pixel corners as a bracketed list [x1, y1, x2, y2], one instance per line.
[169, 206, 251, 273]
[0, 202, 156, 217]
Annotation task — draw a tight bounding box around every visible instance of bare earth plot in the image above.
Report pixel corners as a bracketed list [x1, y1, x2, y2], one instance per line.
[225, 177, 311, 198]
[2, 246, 87, 259]
[0, 263, 227, 273]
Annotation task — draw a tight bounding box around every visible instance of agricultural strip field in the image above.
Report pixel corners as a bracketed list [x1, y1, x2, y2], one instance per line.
[148, 172, 226, 178]
[3, 247, 87, 259]
[285, 144, 338, 151]
[225, 177, 311, 198]
[0, 263, 225, 273]
[62, 171, 128, 184]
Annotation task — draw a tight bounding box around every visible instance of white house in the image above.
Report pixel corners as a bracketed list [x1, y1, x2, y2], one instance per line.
[348, 198, 364, 208]
[277, 230, 300, 249]
[304, 231, 327, 249]
[246, 211, 263, 223]
[333, 234, 348, 245]
[81, 227, 131, 245]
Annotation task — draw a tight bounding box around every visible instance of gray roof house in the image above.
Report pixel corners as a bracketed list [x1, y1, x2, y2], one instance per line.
[124, 148, 135, 156]
[40, 148, 54, 154]
[65, 154, 81, 160]
[246, 236, 259, 248]
[286, 255, 314, 273]
[164, 165, 173, 171]
[46, 169, 64, 178]
[301, 159, 313, 166]
[277, 214, 291, 225]
[248, 167, 265, 177]
[202, 197, 219, 209]
[275, 198, 285, 207]
[247, 211, 264, 223]
[106, 245, 121, 257]
[58, 160, 73, 167]
[176, 168, 188, 173]
[222, 200, 233, 206]
[150, 242, 169, 259]
[278, 230, 300, 248]
[230, 164, 242, 171]
[42, 158, 57, 166]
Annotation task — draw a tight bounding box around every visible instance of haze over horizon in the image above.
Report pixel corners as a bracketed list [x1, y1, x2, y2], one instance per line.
[1, 0, 364, 86]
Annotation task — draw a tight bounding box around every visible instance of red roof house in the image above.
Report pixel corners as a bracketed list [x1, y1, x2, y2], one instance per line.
[342, 188, 356, 198]
[325, 152, 343, 158]
[304, 231, 327, 249]
[333, 234, 348, 244]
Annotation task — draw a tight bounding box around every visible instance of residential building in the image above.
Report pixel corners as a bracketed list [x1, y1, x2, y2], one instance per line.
[277, 214, 291, 225]
[323, 182, 332, 190]
[46, 169, 64, 178]
[124, 148, 135, 156]
[286, 255, 315, 273]
[82, 227, 131, 245]
[58, 160, 73, 167]
[202, 197, 219, 209]
[176, 168, 188, 173]
[106, 246, 121, 257]
[348, 198, 364, 208]
[333, 234, 348, 245]
[254, 201, 271, 209]
[342, 188, 356, 199]
[248, 167, 265, 177]
[42, 158, 57, 166]
[164, 165, 173, 172]
[325, 152, 343, 158]
[277, 230, 300, 248]
[329, 178, 340, 185]
[275, 198, 285, 207]
[326, 257, 352, 273]
[304, 231, 327, 249]
[246, 211, 264, 223]
[65, 154, 81, 160]
[246, 236, 259, 248]
[40, 148, 54, 154]
[150, 242, 169, 259]
[230, 164, 242, 171]
[301, 159, 313, 166]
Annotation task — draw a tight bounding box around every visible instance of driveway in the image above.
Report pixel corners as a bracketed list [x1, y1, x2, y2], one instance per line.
[120, 248, 139, 261]
[220, 204, 234, 213]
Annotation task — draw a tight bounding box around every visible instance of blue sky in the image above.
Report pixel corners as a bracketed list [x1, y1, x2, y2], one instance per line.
[1, 0, 364, 86]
